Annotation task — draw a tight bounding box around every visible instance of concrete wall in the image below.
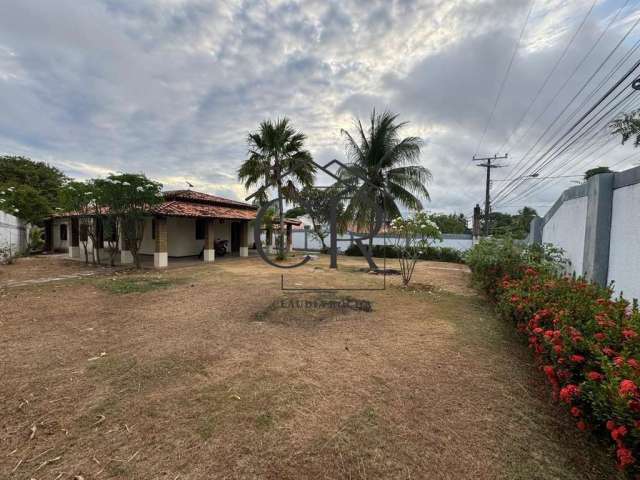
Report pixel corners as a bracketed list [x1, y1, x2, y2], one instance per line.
[531, 165, 640, 301]
[0, 211, 28, 254]
[541, 196, 588, 275]
[287, 229, 474, 252]
[608, 176, 640, 300]
[51, 218, 70, 251]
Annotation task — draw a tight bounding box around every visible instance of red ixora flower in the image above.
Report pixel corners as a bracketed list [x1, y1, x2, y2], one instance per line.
[594, 332, 606, 341]
[623, 329, 638, 340]
[614, 357, 625, 367]
[587, 371, 603, 381]
[611, 425, 628, 442]
[570, 354, 585, 363]
[570, 406, 582, 417]
[560, 384, 580, 403]
[628, 358, 640, 369]
[617, 447, 635, 468]
[576, 420, 587, 431]
[619, 380, 638, 397]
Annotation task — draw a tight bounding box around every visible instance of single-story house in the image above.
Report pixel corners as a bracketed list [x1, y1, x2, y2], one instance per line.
[44, 190, 261, 268]
[44, 190, 303, 268]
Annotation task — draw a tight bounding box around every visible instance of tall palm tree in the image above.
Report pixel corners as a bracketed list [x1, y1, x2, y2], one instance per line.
[340, 109, 431, 247]
[238, 117, 315, 259]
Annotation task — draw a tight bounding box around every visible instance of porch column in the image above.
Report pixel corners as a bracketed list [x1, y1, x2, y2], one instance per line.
[239, 220, 249, 257]
[118, 223, 133, 265]
[69, 218, 80, 258]
[203, 219, 215, 262]
[154, 216, 168, 268]
[286, 224, 293, 252]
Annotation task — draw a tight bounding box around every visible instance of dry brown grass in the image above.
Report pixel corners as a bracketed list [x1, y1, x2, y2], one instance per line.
[0, 255, 622, 479]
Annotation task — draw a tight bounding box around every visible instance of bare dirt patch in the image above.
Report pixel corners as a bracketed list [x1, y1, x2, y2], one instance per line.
[0, 255, 622, 479]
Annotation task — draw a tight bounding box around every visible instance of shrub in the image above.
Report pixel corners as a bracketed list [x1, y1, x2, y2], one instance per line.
[28, 226, 44, 252]
[465, 236, 568, 299]
[468, 239, 640, 475]
[344, 243, 464, 263]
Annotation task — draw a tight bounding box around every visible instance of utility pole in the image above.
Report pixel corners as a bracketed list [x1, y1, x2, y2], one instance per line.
[473, 153, 508, 236]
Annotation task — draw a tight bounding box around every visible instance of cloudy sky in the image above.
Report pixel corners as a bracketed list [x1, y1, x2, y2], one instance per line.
[1, 0, 639, 220]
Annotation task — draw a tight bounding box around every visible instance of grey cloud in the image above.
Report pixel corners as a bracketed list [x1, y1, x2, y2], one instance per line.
[0, 0, 634, 211]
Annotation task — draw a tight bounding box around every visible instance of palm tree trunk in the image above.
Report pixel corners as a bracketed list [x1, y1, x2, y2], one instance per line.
[276, 156, 286, 260]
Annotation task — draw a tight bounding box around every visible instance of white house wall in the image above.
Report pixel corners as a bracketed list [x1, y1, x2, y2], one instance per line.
[541, 196, 588, 276]
[139, 217, 235, 257]
[51, 218, 69, 251]
[608, 182, 640, 301]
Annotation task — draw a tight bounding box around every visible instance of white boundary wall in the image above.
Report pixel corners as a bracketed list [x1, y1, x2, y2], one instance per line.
[541, 196, 588, 275]
[531, 165, 640, 301]
[281, 230, 473, 252]
[0, 211, 28, 254]
[608, 178, 640, 300]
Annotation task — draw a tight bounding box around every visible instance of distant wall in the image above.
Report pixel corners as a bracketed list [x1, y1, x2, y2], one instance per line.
[0, 211, 28, 254]
[530, 165, 640, 301]
[285, 229, 474, 252]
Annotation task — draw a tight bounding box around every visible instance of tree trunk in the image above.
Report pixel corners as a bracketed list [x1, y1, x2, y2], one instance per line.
[277, 172, 286, 260]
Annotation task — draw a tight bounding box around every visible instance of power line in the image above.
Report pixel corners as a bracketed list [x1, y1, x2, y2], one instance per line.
[492, 94, 626, 207]
[493, 57, 640, 205]
[498, 0, 600, 154]
[492, 10, 640, 203]
[474, 0, 536, 155]
[494, 94, 639, 207]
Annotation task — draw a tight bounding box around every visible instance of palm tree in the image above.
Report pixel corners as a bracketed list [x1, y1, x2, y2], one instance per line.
[610, 109, 640, 147]
[238, 117, 315, 259]
[340, 109, 431, 248]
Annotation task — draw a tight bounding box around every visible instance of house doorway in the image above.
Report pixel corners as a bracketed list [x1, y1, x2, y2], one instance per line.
[230, 222, 241, 254]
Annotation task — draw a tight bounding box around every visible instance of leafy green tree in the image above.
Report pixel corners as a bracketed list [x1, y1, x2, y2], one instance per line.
[0, 185, 51, 224]
[0, 156, 67, 222]
[101, 173, 163, 269]
[59, 181, 100, 263]
[584, 166, 612, 179]
[389, 212, 442, 286]
[339, 110, 431, 248]
[295, 186, 347, 253]
[238, 118, 316, 260]
[610, 109, 640, 147]
[483, 207, 538, 239]
[430, 213, 469, 234]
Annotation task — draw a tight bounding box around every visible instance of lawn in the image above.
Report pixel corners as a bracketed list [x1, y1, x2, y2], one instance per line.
[0, 255, 622, 479]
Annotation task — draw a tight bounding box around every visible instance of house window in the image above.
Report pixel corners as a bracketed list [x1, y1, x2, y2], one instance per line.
[80, 223, 88, 242]
[60, 224, 68, 241]
[195, 219, 206, 240]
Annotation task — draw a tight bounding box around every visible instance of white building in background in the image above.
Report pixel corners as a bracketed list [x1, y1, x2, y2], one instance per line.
[0, 211, 29, 255]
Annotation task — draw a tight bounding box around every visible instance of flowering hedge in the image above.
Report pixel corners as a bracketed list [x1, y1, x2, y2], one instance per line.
[467, 238, 640, 475]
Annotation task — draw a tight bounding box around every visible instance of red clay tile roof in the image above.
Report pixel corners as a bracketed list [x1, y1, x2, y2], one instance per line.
[50, 190, 257, 220]
[150, 201, 257, 220]
[162, 190, 256, 210]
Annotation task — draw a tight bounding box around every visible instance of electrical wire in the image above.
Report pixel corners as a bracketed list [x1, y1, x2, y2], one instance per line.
[474, 0, 536, 155]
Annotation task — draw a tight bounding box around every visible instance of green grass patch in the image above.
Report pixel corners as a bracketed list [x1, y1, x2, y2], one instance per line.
[98, 275, 179, 294]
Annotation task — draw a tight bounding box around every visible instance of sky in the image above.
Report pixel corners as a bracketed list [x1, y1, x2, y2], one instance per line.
[1, 0, 640, 222]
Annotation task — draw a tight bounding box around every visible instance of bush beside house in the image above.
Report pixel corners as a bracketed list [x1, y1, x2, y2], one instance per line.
[466, 237, 640, 476]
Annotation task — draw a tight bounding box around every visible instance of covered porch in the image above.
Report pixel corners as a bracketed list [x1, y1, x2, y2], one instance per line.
[45, 215, 253, 269]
